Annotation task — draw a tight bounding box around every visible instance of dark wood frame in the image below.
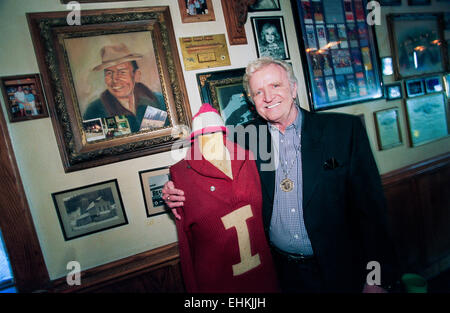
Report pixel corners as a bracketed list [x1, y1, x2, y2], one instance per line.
[221, 0, 256, 45]
[139, 166, 170, 218]
[374, 107, 403, 150]
[0, 73, 49, 123]
[27, 6, 192, 173]
[178, 0, 215, 23]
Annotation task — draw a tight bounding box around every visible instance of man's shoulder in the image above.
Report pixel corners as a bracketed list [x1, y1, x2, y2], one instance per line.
[83, 97, 107, 120]
[305, 109, 360, 129]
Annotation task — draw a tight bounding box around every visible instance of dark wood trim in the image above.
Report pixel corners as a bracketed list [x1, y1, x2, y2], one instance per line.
[51, 242, 181, 292]
[0, 106, 50, 292]
[221, 0, 256, 45]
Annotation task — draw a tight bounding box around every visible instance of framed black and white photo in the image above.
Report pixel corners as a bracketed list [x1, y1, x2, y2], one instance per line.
[248, 0, 281, 12]
[251, 16, 290, 60]
[405, 92, 449, 146]
[386, 83, 403, 100]
[374, 107, 403, 150]
[139, 167, 170, 218]
[424, 76, 443, 93]
[405, 79, 425, 97]
[52, 179, 128, 241]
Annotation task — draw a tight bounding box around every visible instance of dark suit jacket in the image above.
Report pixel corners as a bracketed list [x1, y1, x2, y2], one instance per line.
[234, 107, 399, 292]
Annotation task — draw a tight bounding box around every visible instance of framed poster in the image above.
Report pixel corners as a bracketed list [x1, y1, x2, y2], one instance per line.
[177, 0, 215, 23]
[387, 13, 447, 79]
[248, 0, 281, 12]
[374, 108, 403, 150]
[251, 16, 290, 60]
[405, 92, 449, 146]
[291, 0, 384, 111]
[27, 7, 192, 172]
[52, 179, 128, 241]
[139, 167, 170, 217]
[0, 73, 48, 122]
[196, 68, 259, 127]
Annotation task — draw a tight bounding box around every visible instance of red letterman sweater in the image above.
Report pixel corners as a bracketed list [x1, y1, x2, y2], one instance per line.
[170, 137, 279, 293]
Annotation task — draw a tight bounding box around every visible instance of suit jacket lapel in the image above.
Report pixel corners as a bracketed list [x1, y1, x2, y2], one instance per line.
[256, 123, 275, 204]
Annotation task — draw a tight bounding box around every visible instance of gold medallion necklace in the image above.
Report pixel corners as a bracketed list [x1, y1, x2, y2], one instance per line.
[279, 134, 301, 192]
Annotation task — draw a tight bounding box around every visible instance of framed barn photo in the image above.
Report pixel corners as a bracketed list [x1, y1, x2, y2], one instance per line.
[0, 73, 48, 122]
[27, 6, 192, 172]
[139, 166, 170, 218]
[251, 16, 290, 60]
[52, 179, 128, 241]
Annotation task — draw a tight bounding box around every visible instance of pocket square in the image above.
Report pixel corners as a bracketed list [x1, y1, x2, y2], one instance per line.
[324, 157, 339, 170]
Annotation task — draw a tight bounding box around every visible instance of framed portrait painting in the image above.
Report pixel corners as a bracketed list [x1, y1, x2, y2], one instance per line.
[251, 16, 290, 60]
[52, 179, 128, 241]
[0, 73, 48, 122]
[387, 13, 447, 79]
[291, 0, 384, 111]
[139, 166, 170, 217]
[196, 68, 259, 127]
[27, 6, 192, 172]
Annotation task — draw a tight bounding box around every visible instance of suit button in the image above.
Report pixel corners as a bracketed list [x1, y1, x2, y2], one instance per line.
[210, 186, 215, 191]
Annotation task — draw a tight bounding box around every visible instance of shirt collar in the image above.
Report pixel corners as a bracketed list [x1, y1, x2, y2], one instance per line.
[268, 105, 302, 135]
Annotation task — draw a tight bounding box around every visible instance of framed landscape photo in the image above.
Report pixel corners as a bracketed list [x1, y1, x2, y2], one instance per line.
[405, 78, 425, 97]
[386, 83, 403, 100]
[0, 74, 48, 122]
[251, 16, 290, 60]
[291, 0, 384, 111]
[178, 0, 215, 23]
[405, 92, 449, 146]
[374, 108, 403, 150]
[27, 6, 192, 172]
[139, 167, 170, 217]
[248, 0, 281, 12]
[196, 68, 259, 127]
[387, 13, 447, 79]
[52, 179, 128, 241]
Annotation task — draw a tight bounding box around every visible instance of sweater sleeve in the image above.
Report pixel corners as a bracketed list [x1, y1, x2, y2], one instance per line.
[170, 165, 199, 292]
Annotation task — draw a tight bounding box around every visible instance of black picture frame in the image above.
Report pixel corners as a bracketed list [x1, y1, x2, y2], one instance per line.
[196, 68, 259, 127]
[139, 166, 170, 218]
[251, 16, 290, 60]
[291, 0, 384, 111]
[248, 0, 281, 12]
[405, 78, 425, 97]
[52, 179, 128, 241]
[386, 83, 403, 100]
[424, 76, 443, 93]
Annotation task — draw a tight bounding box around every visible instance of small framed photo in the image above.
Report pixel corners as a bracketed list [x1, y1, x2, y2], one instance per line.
[374, 108, 403, 150]
[405, 79, 425, 97]
[178, 0, 215, 23]
[381, 57, 394, 76]
[139, 167, 170, 217]
[424, 76, 443, 93]
[251, 16, 290, 60]
[408, 0, 431, 5]
[52, 179, 128, 241]
[405, 92, 449, 146]
[0, 74, 48, 122]
[386, 83, 403, 100]
[248, 0, 281, 12]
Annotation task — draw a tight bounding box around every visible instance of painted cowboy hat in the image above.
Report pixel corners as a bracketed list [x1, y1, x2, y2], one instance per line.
[92, 43, 143, 71]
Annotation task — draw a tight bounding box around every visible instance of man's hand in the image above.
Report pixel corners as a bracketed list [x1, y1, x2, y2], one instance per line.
[162, 180, 185, 220]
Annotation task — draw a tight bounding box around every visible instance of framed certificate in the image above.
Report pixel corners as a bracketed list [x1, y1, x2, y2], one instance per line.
[291, 0, 383, 111]
[405, 92, 449, 146]
[374, 108, 403, 150]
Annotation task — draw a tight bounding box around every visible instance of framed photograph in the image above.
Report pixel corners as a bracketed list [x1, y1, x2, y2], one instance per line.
[405, 79, 425, 97]
[424, 76, 443, 93]
[386, 83, 403, 100]
[381, 57, 394, 76]
[139, 167, 170, 217]
[251, 16, 290, 60]
[379, 0, 402, 5]
[248, 0, 281, 12]
[291, 0, 384, 111]
[374, 108, 403, 150]
[52, 179, 128, 241]
[0, 74, 48, 122]
[387, 13, 447, 79]
[27, 7, 192, 173]
[405, 92, 449, 146]
[177, 0, 215, 23]
[408, 0, 431, 5]
[196, 68, 259, 127]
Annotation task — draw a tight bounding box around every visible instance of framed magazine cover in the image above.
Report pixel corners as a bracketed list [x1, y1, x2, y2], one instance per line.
[291, 0, 383, 111]
[139, 167, 170, 217]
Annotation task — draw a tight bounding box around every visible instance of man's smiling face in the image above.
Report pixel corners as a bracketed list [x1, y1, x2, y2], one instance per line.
[104, 61, 137, 101]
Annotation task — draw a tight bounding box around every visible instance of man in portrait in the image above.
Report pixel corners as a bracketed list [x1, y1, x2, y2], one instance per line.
[83, 43, 168, 133]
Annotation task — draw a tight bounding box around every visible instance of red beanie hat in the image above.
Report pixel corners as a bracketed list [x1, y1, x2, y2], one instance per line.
[190, 103, 227, 140]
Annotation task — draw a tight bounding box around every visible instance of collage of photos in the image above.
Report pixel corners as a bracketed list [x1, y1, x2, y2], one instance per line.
[298, 0, 382, 110]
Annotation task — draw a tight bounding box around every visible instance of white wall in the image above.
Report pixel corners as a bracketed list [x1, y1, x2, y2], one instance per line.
[0, 0, 449, 280]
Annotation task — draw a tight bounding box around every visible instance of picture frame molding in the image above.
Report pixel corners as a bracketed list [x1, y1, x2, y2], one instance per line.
[177, 0, 216, 23]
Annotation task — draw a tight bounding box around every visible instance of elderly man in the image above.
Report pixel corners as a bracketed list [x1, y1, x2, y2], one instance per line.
[83, 43, 168, 132]
[163, 57, 399, 293]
